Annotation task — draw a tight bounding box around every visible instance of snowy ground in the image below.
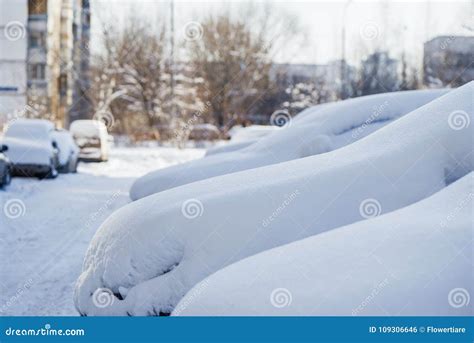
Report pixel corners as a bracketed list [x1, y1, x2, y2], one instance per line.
[0, 146, 204, 316]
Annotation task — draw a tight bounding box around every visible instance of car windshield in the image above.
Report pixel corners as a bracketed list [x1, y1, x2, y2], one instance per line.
[5, 124, 50, 141]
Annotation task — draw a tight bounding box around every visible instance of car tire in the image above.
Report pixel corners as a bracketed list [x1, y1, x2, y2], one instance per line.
[1, 168, 11, 188]
[69, 158, 78, 173]
[39, 165, 58, 179]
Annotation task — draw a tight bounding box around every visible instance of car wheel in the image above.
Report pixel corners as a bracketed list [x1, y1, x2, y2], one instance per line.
[3, 169, 12, 185]
[49, 166, 58, 178]
[39, 163, 58, 179]
[70, 158, 78, 173]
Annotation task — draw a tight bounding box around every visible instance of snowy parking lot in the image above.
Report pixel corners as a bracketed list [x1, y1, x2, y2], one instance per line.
[0, 146, 204, 315]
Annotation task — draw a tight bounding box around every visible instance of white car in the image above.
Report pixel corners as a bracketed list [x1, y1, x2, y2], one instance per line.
[70, 120, 110, 162]
[2, 119, 59, 179]
[51, 129, 80, 173]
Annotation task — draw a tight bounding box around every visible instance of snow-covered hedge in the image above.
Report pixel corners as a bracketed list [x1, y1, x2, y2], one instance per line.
[74, 83, 472, 316]
[174, 172, 473, 316]
[130, 89, 448, 200]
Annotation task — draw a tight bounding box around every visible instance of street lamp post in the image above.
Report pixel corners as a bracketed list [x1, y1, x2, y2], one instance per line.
[340, 0, 352, 100]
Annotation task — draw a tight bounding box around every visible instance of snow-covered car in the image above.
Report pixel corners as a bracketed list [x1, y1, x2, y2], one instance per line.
[74, 84, 473, 316]
[70, 120, 109, 162]
[2, 119, 59, 179]
[0, 144, 12, 188]
[205, 125, 278, 156]
[175, 172, 473, 316]
[130, 89, 449, 200]
[51, 129, 80, 173]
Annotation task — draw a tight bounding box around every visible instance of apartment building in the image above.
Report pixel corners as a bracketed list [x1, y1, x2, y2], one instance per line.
[0, 0, 91, 128]
[423, 36, 474, 87]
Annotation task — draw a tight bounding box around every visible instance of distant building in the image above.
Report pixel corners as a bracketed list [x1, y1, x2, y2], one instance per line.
[270, 63, 328, 84]
[423, 36, 474, 87]
[270, 61, 357, 103]
[271, 62, 354, 87]
[359, 51, 399, 96]
[68, 0, 91, 125]
[0, 0, 91, 128]
[0, 0, 28, 122]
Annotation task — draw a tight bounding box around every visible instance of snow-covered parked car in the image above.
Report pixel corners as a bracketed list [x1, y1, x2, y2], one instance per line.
[174, 172, 473, 316]
[205, 125, 278, 156]
[130, 89, 449, 200]
[51, 129, 80, 173]
[74, 83, 473, 316]
[2, 119, 59, 179]
[70, 120, 109, 162]
[0, 144, 12, 188]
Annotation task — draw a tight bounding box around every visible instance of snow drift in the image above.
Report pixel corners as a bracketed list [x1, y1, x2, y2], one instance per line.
[130, 89, 448, 200]
[174, 172, 473, 316]
[74, 83, 472, 316]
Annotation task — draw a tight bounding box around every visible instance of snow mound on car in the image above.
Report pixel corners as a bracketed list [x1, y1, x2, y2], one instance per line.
[130, 89, 448, 200]
[174, 172, 473, 316]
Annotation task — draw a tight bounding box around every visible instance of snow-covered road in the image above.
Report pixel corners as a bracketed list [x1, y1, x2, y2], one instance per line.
[0, 146, 204, 316]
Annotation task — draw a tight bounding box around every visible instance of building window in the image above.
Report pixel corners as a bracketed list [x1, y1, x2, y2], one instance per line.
[28, 0, 47, 15]
[28, 63, 46, 80]
[28, 30, 46, 48]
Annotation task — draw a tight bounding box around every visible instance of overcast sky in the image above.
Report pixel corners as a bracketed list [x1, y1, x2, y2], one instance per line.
[90, 0, 473, 66]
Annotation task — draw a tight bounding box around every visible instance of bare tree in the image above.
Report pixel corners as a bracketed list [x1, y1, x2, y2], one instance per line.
[91, 16, 202, 140]
[186, 4, 300, 127]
